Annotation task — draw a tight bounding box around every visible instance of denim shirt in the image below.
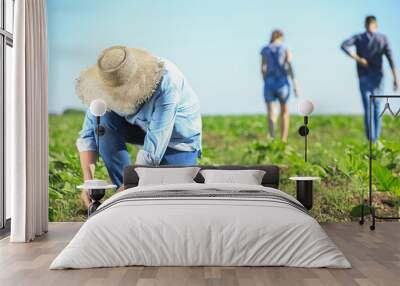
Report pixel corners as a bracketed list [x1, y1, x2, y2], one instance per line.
[341, 32, 395, 78]
[76, 58, 202, 165]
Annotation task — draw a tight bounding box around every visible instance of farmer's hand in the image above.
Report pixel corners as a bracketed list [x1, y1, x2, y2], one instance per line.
[117, 186, 125, 192]
[293, 81, 299, 98]
[394, 78, 399, 91]
[356, 57, 368, 67]
[81, 190, 91, 208]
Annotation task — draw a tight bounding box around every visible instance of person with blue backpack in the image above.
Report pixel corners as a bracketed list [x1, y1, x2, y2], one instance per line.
[260, 29, 299, 143]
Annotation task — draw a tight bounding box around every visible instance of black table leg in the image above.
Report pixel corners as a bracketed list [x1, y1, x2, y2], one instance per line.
[88, 189, 105, 216]
[296, 180, 313, 210]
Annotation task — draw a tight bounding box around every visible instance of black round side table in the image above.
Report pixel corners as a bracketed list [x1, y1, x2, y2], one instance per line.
[87, 189, 106, 216]
[289, 177, 320, 210]
[78, 181, 116, 216]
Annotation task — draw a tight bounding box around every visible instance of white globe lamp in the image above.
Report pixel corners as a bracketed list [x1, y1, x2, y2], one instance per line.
[297, 100, 315, 162]
[77, 99, 111, 216]
[89, 99, 107, 117]
[298, 100, 314, 116]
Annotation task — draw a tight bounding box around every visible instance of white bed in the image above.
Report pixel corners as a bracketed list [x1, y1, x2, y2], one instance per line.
[50, 183, 351, 269]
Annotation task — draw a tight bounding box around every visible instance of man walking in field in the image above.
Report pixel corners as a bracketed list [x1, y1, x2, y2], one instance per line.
[341, 15, 399, 142]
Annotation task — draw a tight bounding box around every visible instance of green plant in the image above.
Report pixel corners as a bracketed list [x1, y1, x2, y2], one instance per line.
[49, 113, 400, 222]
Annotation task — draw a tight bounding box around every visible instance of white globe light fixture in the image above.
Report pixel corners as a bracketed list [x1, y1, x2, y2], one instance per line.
[298, 100, 314, 116]
[89, 99, 108, 162]
[297, 100, 315, 162]
[89, 99, 107, 117]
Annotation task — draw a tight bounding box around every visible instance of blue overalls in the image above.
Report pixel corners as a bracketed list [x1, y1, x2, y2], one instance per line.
[260, 43, 291, 104]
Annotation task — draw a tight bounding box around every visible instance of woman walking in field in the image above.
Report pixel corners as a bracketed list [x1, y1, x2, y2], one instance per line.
[260, 29, 298, 142]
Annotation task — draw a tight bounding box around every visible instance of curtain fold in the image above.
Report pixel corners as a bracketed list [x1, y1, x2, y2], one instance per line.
[9, 0, 48, 242]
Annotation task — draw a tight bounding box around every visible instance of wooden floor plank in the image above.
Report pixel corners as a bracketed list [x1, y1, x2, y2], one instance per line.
[0, 222, 399, 286]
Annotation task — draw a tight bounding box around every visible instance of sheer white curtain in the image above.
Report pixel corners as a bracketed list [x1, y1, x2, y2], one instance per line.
[8, 0, 48, 242]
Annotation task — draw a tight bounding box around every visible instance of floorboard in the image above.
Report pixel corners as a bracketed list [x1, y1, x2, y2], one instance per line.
[0, 222, 399, 286]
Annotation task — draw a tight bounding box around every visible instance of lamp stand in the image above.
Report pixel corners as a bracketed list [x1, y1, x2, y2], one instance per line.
[298, 116, 309, 162]
[95, 116, 106, 163]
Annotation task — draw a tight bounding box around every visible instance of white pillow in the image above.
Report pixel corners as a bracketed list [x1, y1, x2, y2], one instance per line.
[135, 167, 200, 186]
[200, 169, 266, 185]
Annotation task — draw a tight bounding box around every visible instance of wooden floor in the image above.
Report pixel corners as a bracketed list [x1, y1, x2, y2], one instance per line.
[0, 222, 399, 286]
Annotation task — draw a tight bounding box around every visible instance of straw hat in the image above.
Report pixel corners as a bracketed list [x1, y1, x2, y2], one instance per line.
[76, 45, 165, 114]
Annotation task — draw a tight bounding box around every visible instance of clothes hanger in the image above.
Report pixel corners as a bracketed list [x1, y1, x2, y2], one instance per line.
[394, 106, 400, 118]
[379, 98, 396, 118]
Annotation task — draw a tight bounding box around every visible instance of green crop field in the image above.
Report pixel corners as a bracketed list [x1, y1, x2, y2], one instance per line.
[49, 111, 400, 222]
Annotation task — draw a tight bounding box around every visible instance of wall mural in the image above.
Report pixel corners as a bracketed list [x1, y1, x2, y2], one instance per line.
[47, 0, 400, 222]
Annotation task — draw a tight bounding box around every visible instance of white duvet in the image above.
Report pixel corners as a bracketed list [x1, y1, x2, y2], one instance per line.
[50, 183, 351, 269]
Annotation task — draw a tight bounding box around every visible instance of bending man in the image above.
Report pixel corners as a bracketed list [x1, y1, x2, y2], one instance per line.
[76, 46, 202, 206]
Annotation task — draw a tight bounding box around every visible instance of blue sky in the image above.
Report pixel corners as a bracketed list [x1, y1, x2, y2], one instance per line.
[47, 0, 400, 115]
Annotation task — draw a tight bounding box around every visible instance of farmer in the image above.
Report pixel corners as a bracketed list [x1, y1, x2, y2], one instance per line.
[76, 46, 202, 206]
[260, 29, 299, 143]
[341, 15, 399, 142]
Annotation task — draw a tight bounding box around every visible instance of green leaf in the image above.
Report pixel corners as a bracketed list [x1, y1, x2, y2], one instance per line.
[49, 189, 63, 200]
[374, 164, 400, 193]
[350, 204, 372, 217]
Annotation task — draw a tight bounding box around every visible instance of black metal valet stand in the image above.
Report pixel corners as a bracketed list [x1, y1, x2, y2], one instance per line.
[360, 94, 400, 230]
[87, 116, 107, 216]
